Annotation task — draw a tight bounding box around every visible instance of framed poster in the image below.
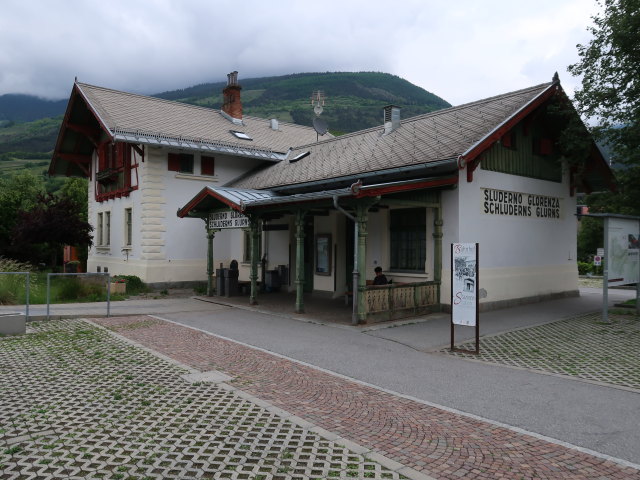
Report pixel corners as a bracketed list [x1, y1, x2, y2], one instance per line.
[606, 217, 640, 286]
[315, 234, 331, 275]
[451, 243, 478, 326]
[450, 242, 479, 354]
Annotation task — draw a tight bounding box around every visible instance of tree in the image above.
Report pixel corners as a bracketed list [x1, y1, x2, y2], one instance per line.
[0, 172, 45, 256]
[568, 0, 640, 166]
[11, 193, 93, 267]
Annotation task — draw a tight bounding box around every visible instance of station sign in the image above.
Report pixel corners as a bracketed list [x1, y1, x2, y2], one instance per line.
[481, 188, 562, 219]
[208, 210, 250, 229]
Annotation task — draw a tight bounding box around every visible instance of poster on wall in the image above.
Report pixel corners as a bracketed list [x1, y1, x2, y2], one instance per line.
[607, 218, 640, 286]
[451, 243, 478, 326]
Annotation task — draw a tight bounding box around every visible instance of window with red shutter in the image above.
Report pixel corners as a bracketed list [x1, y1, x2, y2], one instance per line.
[201, 156, 215, 176]
[168, 153, 181, 171]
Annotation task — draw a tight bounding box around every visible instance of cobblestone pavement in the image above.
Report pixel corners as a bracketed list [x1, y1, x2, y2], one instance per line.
[91, 315, 640, 480]
[0, 319, 411, 480]
[446, 312, 640, 391]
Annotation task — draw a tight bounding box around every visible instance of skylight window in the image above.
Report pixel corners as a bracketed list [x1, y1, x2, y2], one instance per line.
[230, 130, 252, 141]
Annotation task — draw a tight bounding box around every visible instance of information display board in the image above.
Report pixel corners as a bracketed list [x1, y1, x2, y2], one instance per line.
[607, 218, 640, 286]
[451, 243, 478, 326]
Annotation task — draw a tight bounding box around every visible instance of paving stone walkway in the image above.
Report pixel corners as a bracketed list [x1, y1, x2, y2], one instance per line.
[446, 312, 640, 390]
[92, 315, 639, 480]
[0, 319, 408, 480]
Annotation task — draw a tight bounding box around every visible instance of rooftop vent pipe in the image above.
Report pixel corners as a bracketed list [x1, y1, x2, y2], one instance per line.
[383, 105, 401, 134]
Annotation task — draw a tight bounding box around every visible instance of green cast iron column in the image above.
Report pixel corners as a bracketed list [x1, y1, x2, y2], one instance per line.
[433, 192, 443, 306]
[356, 205, 368, 323]
[206, 228, 217, 297]
[294, 210, 306, 313]
[433, 196, 443, 283]
[249, 219, 260, 305]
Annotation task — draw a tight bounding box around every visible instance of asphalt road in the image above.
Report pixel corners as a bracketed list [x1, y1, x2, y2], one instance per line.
[155, 287, 640, 466]
[3, 287, 638, 465]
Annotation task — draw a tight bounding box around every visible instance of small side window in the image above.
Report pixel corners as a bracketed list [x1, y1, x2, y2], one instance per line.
[168, 153, 194, 173]
[201, 156, 215, 176]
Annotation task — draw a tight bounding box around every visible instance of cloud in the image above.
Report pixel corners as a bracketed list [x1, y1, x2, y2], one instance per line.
[0, 0, 599, 104]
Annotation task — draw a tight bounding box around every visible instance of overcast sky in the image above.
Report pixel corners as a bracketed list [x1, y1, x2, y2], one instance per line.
[0, 0, 599, 106]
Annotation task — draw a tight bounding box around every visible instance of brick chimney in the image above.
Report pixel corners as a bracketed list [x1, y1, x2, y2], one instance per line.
[221, 71, 242, 121]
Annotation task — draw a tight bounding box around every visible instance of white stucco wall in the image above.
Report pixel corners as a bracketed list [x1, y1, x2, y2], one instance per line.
[441, 164, 578, 307]
[88, 146, 266, 284]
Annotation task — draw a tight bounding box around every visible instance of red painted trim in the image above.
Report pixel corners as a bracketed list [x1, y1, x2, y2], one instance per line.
[355, 175, 458, 198]
[461, 84, 558, 165]
[466, 159, 480, 183]
[177, 187, 243, 218]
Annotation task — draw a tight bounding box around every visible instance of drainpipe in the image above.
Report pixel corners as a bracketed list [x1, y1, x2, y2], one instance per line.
[333, 191, 360, 325]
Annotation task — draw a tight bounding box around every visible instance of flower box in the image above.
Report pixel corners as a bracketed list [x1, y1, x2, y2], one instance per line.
[109, 282, 126, 294]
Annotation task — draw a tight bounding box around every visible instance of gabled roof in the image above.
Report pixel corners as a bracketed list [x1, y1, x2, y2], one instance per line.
[232, 83, 557, 190]
[50, 82, 321, 176]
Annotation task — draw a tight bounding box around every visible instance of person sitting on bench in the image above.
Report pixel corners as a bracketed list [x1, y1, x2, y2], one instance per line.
[372, 266, 388, 285]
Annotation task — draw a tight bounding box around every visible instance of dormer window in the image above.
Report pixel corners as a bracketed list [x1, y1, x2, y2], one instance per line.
[230, 130, 252, 141]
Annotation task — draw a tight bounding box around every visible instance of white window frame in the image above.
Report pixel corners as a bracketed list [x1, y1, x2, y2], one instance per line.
[96, 211, 111, 250]
[124, 207, 133, 248]
[97, 212, 103, 246]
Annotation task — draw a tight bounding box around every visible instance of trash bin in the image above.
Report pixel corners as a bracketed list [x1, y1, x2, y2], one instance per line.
[216, 268, 226, 296]
[265, 270, 281, 292]
[225, 260, 239, 297]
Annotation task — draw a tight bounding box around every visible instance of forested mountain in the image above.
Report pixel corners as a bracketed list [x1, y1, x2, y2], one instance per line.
[155, 72, 451, 134]
[0, 71, 451, 177]
[0, 94, 67, 124]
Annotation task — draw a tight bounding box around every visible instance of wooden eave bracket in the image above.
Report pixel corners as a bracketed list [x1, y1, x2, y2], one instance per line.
[467, 157, 482, 183]
[67, 123, 101, 147]
[57, 153, 90, 177]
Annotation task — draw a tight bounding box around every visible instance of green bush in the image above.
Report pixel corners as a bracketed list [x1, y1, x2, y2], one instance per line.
[55, 277, 103, 302]
[577, 261, 603, 276]
[578, 261, 592, 275]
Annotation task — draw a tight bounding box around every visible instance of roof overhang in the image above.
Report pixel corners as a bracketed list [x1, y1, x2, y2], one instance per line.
[49, 83, 112, 177]
[177, 175, 458, 219]
[459, 82, 560, 164]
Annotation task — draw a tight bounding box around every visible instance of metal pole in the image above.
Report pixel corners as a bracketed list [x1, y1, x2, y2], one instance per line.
[46, 274, 51, 321]
[450, 243, 454, 351]
[475, 243, 480, 354]
[637, 220, 640, 315]
[106, 273, 111, 317]
[603, 217, 609, 323]
[25, 272, 30, 321]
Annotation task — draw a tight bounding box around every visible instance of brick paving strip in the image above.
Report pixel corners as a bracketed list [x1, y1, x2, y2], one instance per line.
[93, 315, 640, 480]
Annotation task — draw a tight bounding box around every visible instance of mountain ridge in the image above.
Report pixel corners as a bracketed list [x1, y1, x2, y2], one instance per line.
[0, 72, 451, 162]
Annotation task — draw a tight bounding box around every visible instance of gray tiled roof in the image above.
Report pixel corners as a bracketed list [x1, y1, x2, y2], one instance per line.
[232, 83, 553, 190]
[77, 83, 320, 157]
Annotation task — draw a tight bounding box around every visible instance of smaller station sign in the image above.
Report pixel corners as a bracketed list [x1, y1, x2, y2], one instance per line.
[209, 210, 250, 229]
